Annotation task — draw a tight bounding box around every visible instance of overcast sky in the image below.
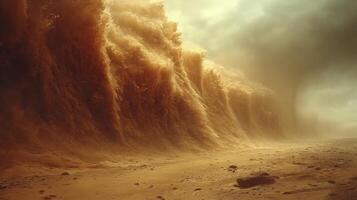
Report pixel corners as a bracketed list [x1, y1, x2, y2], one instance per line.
[165, 0, 357, 136]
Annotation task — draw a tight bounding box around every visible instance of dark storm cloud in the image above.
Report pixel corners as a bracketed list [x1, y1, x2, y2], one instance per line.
[166, 0, 357, 89]
[233, 0, 357, 89]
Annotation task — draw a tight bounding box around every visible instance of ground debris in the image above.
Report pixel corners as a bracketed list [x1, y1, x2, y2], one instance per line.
[228, 165, 238, 172]
[236, 172, 277, 188]
[61, 172, 70, 176]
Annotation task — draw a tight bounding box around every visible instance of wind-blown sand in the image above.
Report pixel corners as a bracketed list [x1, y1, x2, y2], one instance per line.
[1, 1, 356, 200]
[1, 138, 356, 200]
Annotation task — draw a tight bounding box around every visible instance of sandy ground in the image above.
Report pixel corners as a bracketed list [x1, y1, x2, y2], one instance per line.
[1, 138, 357, 200]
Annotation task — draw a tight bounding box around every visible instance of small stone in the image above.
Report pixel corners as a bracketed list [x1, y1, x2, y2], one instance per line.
[0, 185, 7, 190]
[61, 172, 70, 176]
[228, 165, 238, 172]
[236, 172, 277, 189]
[327, 180, 336, 184]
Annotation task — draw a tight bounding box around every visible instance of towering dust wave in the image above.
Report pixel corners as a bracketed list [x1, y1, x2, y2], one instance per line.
[0, 0, 280, 166]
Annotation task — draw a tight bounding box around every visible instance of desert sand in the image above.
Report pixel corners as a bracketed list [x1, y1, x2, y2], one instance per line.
[1, 138, 357, 200]
[1, 1, 357, 200]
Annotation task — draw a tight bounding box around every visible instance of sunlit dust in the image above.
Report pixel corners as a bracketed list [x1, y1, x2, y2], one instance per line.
[1, 0, 357, 200]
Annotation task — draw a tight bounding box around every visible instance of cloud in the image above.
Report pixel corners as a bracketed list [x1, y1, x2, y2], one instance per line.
[166, 0, 357, 86]
[165, 0, 357, 134]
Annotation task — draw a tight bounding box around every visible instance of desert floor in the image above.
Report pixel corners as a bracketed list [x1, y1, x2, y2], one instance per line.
[1, 138, 357, 200]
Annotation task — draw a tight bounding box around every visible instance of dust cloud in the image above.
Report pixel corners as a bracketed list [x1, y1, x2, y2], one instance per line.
[0, 0, 281, 167]
[1, 1, 357, 199]
[165, 0, 357, 137]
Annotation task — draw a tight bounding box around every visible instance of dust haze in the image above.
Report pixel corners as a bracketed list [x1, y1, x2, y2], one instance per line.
[0, 0, 357, 200]
[166, 0, 357, 137]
